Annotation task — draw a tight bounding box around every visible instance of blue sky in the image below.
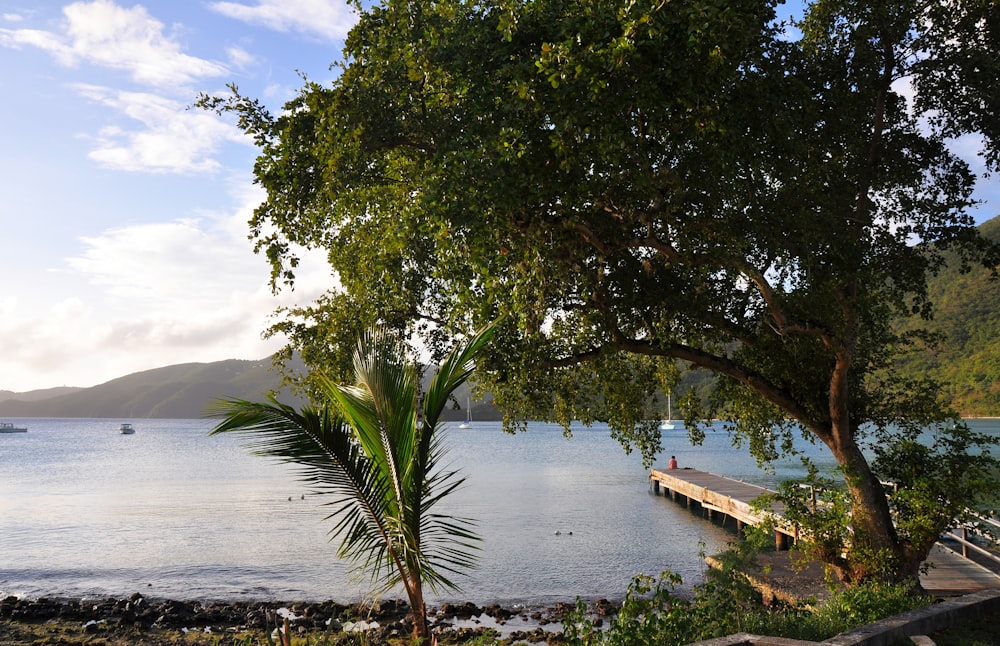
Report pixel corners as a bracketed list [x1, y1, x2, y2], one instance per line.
[1, 1, 350, 392]
[1, 1, 998, 393]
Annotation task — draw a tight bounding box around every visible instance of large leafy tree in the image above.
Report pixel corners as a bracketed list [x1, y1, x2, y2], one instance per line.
[200, 0, 1000, 584]
[209, 321, 497, 644]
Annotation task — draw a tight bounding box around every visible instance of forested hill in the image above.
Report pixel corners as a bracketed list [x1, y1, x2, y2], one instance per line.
[0, 359, 304, 419]
[894, 214, 1000, 416]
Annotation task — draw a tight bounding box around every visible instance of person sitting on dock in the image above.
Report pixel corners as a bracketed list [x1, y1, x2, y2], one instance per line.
[668, 455, 678, 470]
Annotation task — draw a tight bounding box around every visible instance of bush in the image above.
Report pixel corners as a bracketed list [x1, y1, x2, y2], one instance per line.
[561, 535, 932, 645]
[794, 581, 930, 640]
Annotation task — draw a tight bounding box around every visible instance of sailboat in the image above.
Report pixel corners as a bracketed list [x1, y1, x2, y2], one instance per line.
[659, 394, 675, 430]
[459, 398, 472, 429]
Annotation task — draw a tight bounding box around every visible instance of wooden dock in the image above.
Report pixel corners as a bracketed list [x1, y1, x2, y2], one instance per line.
[650, 467, 1000, 594]
[923, 543, 1000, 594]
[650, 467, 795, 546]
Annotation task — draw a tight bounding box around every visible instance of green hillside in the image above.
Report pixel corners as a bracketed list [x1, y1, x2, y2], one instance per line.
[895, 215, 1000, 416]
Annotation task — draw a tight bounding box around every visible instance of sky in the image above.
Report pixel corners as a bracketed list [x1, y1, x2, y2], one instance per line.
[0, 0, 352, 392]
[1, 1, 998, 393]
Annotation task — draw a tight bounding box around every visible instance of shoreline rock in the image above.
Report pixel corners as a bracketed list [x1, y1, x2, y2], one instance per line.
[0, 592, 610, 644]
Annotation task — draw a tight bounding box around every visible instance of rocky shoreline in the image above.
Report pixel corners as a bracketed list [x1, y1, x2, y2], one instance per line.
[0, 593, 618, 645]
[0, 552, 853, 644]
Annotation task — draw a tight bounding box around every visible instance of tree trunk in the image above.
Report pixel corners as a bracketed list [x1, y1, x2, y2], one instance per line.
[412, 602, 431, 645]
[407, 574, 432, 645]
[829, 431, 905, 582]
[826, 351, 905, 583]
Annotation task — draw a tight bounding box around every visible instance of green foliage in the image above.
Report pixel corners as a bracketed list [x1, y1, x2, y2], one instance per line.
[562, 571, 701, 646]
[560, 534, 776, 645]
[807, 582, 929, 633]
[761, 474, 864, 580]
[757, 418, 1000, 583]
[561, 533, 930, 645]
[870, 420, 1000, 558]
[209, 321, 499, 645]
[459, 630, 502, 645]
[198, 0, 1000, 584]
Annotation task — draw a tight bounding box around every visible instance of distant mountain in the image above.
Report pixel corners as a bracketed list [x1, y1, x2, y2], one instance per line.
[0, 358, 305, 419]
[0, 386, 82, 403]
[0, 356, 500, 421]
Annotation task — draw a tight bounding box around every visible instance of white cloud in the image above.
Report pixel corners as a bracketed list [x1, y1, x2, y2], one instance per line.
[0, 296, 16, 317]
[0, 297, 101, 387]
[209, 0, 356, 41]
[73, 84, 245, 173]
[69, 219, 245, 305]
[0, 190, 330, 391]
[226, 45, 257, 69]
[62, 199, 330, 356]
[0, 26, 63, 50]
[1, 0, 228, 88]
[1, 3, 245, 176]
[73, 186, 326, 309]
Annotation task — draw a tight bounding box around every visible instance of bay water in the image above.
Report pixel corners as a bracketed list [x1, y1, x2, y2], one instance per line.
[2, 418, 995, 606]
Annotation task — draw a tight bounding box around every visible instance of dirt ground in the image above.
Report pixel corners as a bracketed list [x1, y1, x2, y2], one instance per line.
[704, 548, 845, 607]
[0, 621, 261, 646]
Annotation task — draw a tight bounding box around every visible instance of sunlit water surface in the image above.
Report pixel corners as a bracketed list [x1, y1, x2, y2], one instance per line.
[2, 418, 996, 605]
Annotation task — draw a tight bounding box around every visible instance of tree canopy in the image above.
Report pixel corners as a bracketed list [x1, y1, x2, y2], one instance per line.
[200, 0, 1000, 584]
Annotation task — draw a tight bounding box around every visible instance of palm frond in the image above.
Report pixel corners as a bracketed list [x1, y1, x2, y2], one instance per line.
[206, 319, 500, 629]
[329, 329, 420, 517]
[422, 320, 500, 428]
[207, 396, 403, 590]
[416, 322, 499, 490]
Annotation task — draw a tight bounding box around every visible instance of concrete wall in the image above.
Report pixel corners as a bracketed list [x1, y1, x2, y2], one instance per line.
[687, 589, 1000, 646]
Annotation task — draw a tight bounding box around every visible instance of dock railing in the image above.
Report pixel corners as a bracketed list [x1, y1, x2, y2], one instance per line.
[880, 479, 1000, 571]
[653, 469, 1000, 570]
[941, 512, 1000, 570]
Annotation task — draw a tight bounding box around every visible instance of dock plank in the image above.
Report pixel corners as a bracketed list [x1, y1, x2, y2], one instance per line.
[650, 467, 781, 528]
[650, 467, 1000, 594]
[924, 544, 1000, 594]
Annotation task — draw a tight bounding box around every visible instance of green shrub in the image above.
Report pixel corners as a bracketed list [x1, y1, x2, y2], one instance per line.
[561, 536, 931, 645]
[798, 581, 930, 638]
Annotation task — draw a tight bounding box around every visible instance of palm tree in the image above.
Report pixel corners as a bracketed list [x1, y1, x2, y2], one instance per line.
[208, 322, 497, 644]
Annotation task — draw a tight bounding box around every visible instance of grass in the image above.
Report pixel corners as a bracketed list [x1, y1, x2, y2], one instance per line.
[930, 612, 1000, 646]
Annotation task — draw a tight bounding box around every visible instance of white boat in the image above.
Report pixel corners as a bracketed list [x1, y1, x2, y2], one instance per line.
[458, 398, 472, 429]
[119, 423, 135, 435]
[0, 422, 28, 433]
[659, 394, 676, 430]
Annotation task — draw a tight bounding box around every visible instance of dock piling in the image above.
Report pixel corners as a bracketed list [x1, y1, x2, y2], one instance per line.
[650, 468, 796, 549]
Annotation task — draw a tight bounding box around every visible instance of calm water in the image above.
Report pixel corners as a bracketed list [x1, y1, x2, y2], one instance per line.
[2, 418, 996, 605]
